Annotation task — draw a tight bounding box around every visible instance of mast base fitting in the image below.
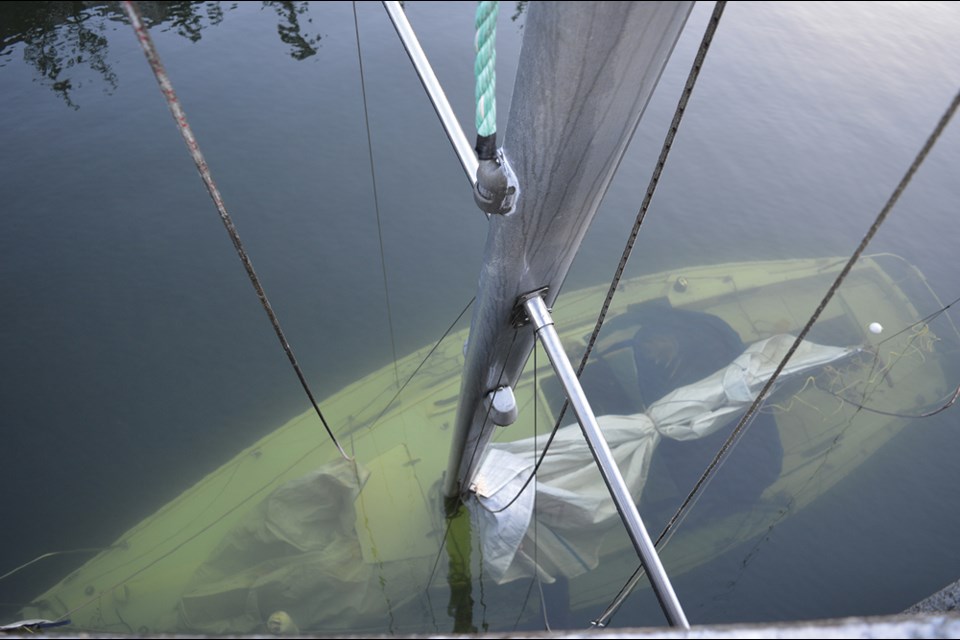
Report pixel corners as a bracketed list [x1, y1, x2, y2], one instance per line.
[474, 156, 516, 215]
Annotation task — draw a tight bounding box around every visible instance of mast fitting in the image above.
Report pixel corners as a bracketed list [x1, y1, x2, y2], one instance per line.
[474, 150, 517, 215]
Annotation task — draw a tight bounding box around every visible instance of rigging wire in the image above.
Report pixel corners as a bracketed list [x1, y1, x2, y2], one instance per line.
[366, 297, 476, 432]
[486, 0, 727, 517]
[424, 521, 452, 610]
[120, 0, 349, 460]
[354, 1, 401, 389]
[595, 85, 960, 628]
[512, 578, 538, 630]
[820, 378, 960, 419]
[0, 547, 124, 584]
[876, 293, 960, 348]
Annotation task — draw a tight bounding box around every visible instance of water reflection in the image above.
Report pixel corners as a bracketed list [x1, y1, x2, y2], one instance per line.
[139, 1, 227, 43]
[264, 1, 322, 61]
[0, 1, 324, 108]
[0, 1, 121, 109]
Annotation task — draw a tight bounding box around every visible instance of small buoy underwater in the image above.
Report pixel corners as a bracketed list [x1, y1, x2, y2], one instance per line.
[869, 321, 883, 335]
[266, 610, 299, 636]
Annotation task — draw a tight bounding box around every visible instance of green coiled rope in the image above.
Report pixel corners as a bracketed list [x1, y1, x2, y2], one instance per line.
[475, 1, 498, 152]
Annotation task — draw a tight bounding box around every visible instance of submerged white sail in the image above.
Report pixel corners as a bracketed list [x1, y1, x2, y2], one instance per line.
[469, 335, 855, 584]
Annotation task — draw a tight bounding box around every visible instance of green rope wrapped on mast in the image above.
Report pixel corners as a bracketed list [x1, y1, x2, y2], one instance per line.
[474, 1, 498, 160]
[472, 0, 514, 216]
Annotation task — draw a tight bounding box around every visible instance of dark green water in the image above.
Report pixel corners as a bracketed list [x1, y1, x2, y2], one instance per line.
[1, 0, 959, 633]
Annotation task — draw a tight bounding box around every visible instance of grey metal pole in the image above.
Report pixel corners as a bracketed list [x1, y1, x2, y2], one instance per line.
[382, 1, 478, 188]
[523, 294, 690, 630]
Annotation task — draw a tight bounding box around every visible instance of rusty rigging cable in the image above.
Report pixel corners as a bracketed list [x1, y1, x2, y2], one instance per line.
[121, 0, 349, 460]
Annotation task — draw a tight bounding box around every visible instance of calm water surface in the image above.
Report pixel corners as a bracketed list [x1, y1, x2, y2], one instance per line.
[1, 0, 959, 632]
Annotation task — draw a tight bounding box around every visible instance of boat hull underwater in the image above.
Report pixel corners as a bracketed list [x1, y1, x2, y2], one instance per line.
[19, 254, 959, 634]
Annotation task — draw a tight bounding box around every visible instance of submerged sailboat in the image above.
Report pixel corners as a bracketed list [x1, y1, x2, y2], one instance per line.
[18, 253, 959, 634]
[11, 1, 960, 635]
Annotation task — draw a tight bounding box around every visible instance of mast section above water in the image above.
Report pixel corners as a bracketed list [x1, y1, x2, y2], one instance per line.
[445, 1, 694, 498]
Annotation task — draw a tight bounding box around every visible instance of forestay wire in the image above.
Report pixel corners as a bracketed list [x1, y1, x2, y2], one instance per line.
[595, 85, 960, 628]
[121, 0, 349, 460]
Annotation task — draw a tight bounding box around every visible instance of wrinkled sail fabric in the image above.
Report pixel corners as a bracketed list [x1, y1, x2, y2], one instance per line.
[468, 335, 854, 584]
[175, 458, 424, 634]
